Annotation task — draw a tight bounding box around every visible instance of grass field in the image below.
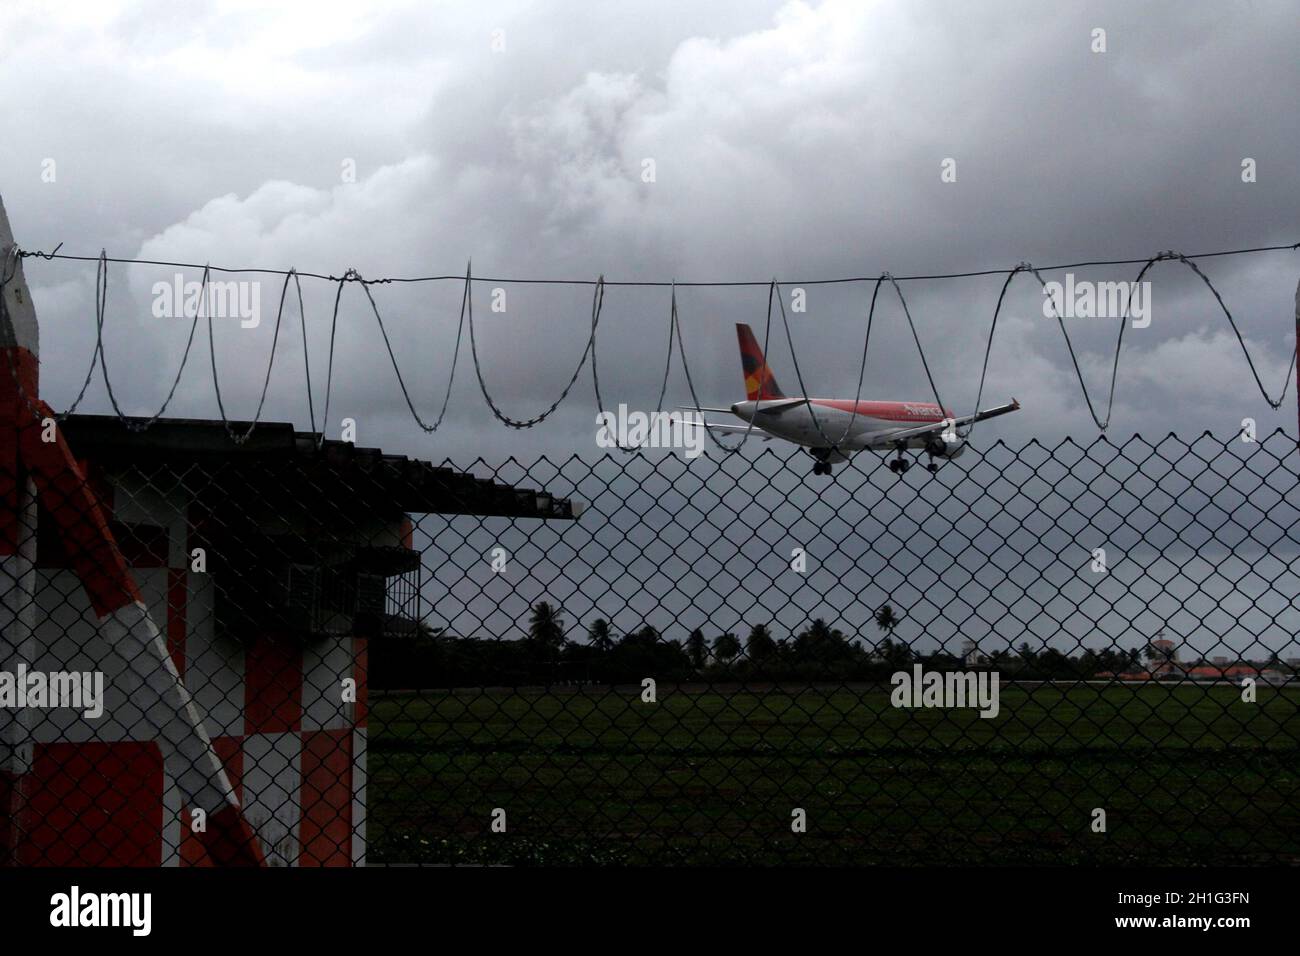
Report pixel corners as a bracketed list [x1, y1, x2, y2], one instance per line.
[368, 682, 1300, 865]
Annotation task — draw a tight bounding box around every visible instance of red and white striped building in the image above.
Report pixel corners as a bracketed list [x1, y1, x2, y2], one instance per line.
[1, 194, 580, 867]
[17, 448, 373, 866]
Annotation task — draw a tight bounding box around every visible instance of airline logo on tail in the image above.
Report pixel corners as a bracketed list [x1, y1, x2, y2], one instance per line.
[737, 324, 785, 400]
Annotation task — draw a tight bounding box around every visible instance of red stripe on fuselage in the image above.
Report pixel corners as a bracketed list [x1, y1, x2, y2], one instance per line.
[808, 399, 951, 422]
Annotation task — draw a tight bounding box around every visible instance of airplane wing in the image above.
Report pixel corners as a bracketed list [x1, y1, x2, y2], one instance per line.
[677, 399, 809, 416]
[751, 398, 810, 414]
[679, 420, 775, 440]
[867, 399, 1021, 444]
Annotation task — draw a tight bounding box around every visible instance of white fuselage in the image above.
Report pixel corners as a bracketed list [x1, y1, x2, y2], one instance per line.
[731, 399, 964, 461]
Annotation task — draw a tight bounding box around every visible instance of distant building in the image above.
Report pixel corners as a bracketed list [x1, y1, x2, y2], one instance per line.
[1147, 636, 1178, 677]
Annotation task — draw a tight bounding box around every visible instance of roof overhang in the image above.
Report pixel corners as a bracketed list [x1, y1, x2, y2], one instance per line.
[58, 415, 583, 520]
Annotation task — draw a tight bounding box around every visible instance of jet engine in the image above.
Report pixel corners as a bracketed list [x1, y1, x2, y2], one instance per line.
[926, 433, 966, 459]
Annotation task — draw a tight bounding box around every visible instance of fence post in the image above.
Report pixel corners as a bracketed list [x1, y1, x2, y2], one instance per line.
[0, 193, 39, 866]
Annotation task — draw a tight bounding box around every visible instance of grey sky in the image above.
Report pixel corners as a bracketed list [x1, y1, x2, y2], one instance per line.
[4, 0, 1300, 661]
[2, 0, 1298, 465]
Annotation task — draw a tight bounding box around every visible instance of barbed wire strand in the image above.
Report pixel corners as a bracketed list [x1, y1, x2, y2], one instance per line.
[466, 264, 605, 429]
[356, 264, 468, 434]
[967, 252, 1298, 438]
[316, 270, 352, 449]
[672, 282, 775, 453]
[589, 280, 682, 454]
[6, 240, 1299, 446]
[773, 274, 946, 454]
[292, 269, 316, 435]
[96, 255, 204, 433]
[17, 239, 1298, 285]
[206, 265, 301, 444]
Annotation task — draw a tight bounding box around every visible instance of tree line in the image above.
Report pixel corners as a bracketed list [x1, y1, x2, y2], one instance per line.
[371, 601, 1149, 689]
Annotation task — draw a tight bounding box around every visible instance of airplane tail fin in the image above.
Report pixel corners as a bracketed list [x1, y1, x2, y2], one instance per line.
[736, 323, 785, 400]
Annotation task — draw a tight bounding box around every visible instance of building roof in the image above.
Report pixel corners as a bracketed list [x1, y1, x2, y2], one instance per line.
[59, 414, 583, 520]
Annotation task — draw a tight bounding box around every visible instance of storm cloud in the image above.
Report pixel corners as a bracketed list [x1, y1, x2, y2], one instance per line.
[2, 0, 1297, 463]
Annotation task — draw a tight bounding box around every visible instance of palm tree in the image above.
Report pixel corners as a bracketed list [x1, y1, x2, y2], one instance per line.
[713, 632, 741, 663]
[874, 604, 899, 636]
[587, 618, 615, 653]
[686, 628, 708, 671]
[528, 601, 566, 660]
[747, 624, 777, 662]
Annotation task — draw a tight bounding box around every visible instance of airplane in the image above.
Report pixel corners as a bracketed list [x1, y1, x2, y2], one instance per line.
[682, 323, 1020, 475]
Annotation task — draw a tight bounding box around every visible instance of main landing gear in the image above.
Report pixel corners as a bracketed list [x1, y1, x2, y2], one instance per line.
[810, 449, 834, 476]
[887, 446, 940, 474]
[888, 445, 910, 474]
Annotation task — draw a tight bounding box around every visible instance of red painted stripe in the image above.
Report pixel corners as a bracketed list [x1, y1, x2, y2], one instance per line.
[22, 742, 164, 867]
[0, 466, 18, 556]
[167, 568, 187, 677]
[299, 729, 352, 867]
[809, 399, 951, 421]
[0, 346, 37, 555]
[200, 803, 266, 867]
[0, 347, 37, 401]
[0, 769, 17, 867]
[245, 635, 303, 734]
[75, 458, 113, 511]
[181, 736, 243, 867]
[17, 400, 141, 615]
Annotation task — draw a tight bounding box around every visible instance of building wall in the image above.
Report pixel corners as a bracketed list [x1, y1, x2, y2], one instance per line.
[18, 472, 368, 867]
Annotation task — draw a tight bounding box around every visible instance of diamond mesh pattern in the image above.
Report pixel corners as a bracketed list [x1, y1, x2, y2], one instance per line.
[3, 431, 1299, 866]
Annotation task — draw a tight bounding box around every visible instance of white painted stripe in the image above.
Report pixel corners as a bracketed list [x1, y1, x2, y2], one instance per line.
[351, 727, 367, 867]
[185, 572, 245, 738]
[30, 568, 168, 744]
[160, 764, 183, 867]
[99, 601, 235, 814]
[302, 635, 353, 731]
[242, 732, 302, 867]
[0, 196, 39, 355]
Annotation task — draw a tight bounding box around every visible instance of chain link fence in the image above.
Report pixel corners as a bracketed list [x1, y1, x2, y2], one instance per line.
[3, 424, 1299, 866]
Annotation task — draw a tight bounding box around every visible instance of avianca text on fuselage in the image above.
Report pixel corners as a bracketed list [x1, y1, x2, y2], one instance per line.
[681, 324, 1020, 476]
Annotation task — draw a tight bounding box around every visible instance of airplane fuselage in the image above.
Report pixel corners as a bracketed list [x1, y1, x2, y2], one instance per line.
[730, 399, 959, 458]
[708, 322, 1017, 474]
